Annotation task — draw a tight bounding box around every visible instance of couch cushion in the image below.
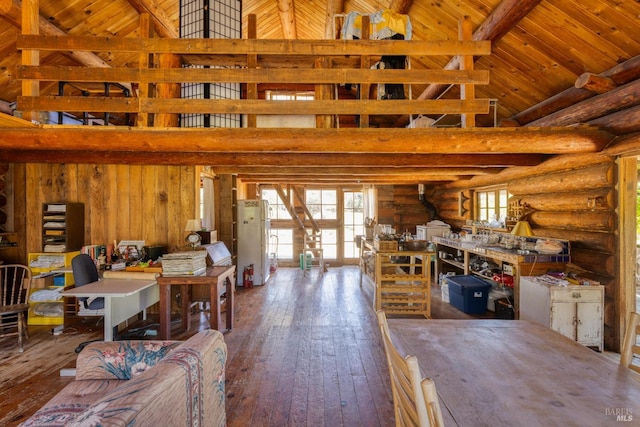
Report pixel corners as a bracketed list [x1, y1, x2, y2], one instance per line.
[19, 380, 122, 427]
[76, 340, 180, 380]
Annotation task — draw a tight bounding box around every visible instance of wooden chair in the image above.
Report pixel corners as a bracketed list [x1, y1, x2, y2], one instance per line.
[0, 264, 32, 352]
[376, 310, 445, 427]
[620, 312, 640, 373]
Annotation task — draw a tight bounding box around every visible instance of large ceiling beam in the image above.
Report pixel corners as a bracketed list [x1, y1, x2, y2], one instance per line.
[212, 166, 501, 175]
[127, 0, 178, 38]
[277, 0, 296, 39]
[417, 0, 542, 101]
[0, 150, 549, 167]
[0, 0, 111, 68]
[509, 55, 640, 126]
[0, 126, 612, 155]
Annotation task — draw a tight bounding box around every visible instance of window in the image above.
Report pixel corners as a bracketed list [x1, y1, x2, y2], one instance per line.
[265, 91, 314, 101]
[476, 187, 509, 228]
[305, 189, 337, 220]
[344, 191, 365, 258]
[261, 188, 291, 220]
[269, 229, 294, 261]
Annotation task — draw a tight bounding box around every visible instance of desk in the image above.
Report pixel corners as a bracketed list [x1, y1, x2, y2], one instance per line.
[387, 319, 640, 426]
[156, 265, 235, 340]
[62, 278, 159, 341]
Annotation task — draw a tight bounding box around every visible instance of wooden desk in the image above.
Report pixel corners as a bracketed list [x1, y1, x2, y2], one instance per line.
[62, 278, 159, 341]
[156, 265, 235, 339]
[387, 319, 640, 426]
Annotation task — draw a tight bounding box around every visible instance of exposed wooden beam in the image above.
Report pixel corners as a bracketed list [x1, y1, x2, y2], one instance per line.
[17, 35, 492, 57]
[0, 151, 549, 167]
[575, 73, 617, 94]
[527, 79, 640, 127]
[417, 0, 542, 101]
[0, 126, 612, 155]
[510, 54, 640, 126]
[0, 111, 37, 127]
[17, 97, 491, 116]
[127, 0, 178, 38]
[324, 0, 345, 39]
[588, 105, 640, 135]
[1, 0, 113, 69]
[389, 0, 413, 14]
[18, 65, 490, 85]
[277, 0, 296, 39]
[240, 175, 465, 184]
[211, 166, 502, 175]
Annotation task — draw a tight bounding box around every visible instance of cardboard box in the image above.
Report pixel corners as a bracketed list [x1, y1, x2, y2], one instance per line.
[31, 274, 55, 289]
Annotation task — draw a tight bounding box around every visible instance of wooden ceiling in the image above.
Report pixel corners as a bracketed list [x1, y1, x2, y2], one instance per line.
[1, 0, 639, 185]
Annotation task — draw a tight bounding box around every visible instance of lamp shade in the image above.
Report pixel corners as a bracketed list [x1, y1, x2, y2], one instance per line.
[511, 220, 534, 237]
[185, 219, 201, 232]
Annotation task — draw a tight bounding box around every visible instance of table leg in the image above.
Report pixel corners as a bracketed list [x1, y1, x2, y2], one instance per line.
[104, 297, 113, 341]
[159, 283, 171, 340]
[226, 276, 234, 330]
[181, 283, 190, 333]
[210, 279, 221, 331]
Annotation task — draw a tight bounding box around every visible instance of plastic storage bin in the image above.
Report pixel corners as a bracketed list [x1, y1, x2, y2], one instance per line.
[447, 275, 492, 314]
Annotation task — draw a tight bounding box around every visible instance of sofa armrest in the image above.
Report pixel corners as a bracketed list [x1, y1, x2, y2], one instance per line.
[76, 340, 180, 380]
[68, 330, 227, 427]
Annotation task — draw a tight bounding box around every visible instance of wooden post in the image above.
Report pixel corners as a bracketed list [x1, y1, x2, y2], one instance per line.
[359, 15, 370, 128]
[21, 0, 39, 123]
[459, 16, 475, 128]
[315, 56, 334, 129]
[246, 14, 258, 128]
[137, 13, 152, 127]
[155, 53, 181, 128]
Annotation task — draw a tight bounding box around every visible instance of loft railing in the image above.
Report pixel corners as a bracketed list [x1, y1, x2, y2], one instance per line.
[16, 19, 491, 127]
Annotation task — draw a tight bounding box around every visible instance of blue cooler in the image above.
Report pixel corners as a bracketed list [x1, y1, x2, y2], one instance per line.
[447, 275, 492, 314]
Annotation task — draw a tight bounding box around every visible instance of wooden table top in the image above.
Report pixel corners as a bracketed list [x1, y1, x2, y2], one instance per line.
[387, 319, 640, 427]
[61, 278, 157, 297]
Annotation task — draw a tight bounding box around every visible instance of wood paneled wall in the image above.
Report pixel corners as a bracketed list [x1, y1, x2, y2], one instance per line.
[22, 163, 197, 255]
[375, 184, 434, 235]
[423, 152, 620, 350]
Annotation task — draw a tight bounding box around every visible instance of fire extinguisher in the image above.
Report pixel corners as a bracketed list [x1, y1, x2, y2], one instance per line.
[243, 266, 250, 287]
[248, 264, 254, 288]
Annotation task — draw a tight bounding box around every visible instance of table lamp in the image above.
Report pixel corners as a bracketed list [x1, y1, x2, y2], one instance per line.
[185, 219, 202, 248]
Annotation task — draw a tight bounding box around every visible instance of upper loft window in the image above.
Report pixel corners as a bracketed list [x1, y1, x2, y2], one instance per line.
[475, 187, 509, 229]
[265, 91, 314, 101]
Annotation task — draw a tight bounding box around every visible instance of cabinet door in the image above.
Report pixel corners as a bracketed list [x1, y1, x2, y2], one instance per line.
[576, 302, 602, 343]
[550, 302, 576, 340]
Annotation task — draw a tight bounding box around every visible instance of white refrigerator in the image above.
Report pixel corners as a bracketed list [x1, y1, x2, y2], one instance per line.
[237, 199, 271, 286]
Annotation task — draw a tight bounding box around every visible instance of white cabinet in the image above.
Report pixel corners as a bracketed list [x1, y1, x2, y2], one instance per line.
[520, 276, 603, 351]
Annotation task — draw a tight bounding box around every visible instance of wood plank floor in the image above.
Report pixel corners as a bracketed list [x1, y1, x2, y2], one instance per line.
[1, 266, 481, 426]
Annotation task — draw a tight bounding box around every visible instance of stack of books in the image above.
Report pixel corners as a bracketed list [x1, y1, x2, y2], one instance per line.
[162, 251, 207, 276]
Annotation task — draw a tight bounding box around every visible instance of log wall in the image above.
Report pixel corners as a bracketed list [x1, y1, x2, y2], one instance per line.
[423, 152, 620, 350]
[20, 163, 197, 256]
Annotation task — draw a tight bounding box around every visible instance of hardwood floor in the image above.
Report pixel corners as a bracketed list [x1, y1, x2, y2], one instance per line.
[0, 266, 480, 426]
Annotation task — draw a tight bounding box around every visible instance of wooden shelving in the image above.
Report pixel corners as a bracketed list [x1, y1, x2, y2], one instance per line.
[42, 202, 84, 252]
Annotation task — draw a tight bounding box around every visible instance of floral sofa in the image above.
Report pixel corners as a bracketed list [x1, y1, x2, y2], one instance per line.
[20, 329, 227, 427]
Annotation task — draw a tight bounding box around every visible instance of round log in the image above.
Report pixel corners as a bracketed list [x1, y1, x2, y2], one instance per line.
[530, 210, 614, 232]
[509, 163, 613, 196]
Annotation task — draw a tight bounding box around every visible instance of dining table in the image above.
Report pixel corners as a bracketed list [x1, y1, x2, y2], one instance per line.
[387, 318, 640, 426]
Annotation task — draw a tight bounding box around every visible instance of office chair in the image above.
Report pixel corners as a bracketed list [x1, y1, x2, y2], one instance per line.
[71, 254, 104, 310]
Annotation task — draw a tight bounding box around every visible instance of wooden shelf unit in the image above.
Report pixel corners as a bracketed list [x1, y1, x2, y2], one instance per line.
[27, 251, 80, 325]
[42, 202, 84, 252]
[364, 243, 434, 318]
[434, 236, 569, 318]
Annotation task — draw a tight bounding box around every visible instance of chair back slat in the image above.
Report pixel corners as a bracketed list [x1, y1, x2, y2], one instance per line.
[1, 264, 31, 306]
[377, 310, 444, 427]
[621, 312, 640, 371]
[0, 264, 32, 352]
